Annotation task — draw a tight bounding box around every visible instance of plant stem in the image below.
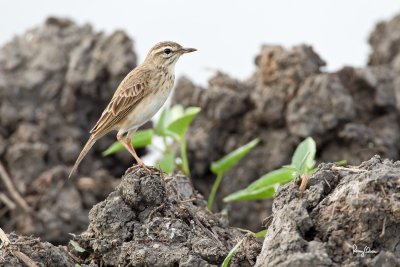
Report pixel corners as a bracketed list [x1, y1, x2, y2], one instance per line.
[163, 137, 171, 152]
[207, 172, 224, 210]
[180, 137, 190, 177]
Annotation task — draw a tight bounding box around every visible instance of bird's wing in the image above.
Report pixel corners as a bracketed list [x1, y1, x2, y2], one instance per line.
[90, 68, 151, 136]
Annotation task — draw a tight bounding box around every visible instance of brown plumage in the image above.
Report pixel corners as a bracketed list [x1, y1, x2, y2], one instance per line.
[69, 41, 196, 178]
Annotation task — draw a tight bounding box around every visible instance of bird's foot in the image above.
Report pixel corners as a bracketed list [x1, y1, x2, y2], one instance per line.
[126, 163, 151, 174]
[139, 164, 152, 173]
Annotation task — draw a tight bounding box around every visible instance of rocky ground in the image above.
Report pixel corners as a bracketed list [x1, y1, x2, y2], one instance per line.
[255, 156, 400, 267]
[0, 167, 263, 267]
[0, 13, 400, 267]
[1, 156, 398, 266]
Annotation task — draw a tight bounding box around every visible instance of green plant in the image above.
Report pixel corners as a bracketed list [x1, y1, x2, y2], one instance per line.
[103, 105, 201, 176]
[221, 229, 266, 266]
[221, 238, 244, 267]
[156, 106, 201, 176]
[207, 139, 260, 210]
[255, 229, 267, 238]
[69, 240, 85, 253]
[224, 137, 316, 202]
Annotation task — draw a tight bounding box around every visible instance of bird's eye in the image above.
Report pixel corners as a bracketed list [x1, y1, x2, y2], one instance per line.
[164, 48, 172, 54]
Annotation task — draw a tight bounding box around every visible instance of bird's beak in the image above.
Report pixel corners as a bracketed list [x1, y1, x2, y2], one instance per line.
[181, 48, 197, 54]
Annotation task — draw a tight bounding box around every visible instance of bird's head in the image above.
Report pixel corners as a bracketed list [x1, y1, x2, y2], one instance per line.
[144, 41, 196, 70]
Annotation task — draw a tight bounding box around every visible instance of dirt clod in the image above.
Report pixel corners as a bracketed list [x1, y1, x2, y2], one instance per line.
[255, 156, 400, 267]
[0, 233, 74, 267]
[75, 167, 262, 267]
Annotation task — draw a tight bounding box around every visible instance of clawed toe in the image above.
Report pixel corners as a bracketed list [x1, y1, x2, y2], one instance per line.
[125, 162, 153, 175]
[135, 163, 152, 173]
[141, 165, 152, 173]
[125, 165, 139, 174]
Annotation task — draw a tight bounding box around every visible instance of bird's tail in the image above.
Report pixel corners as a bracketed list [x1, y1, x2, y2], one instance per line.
[69, 135, 97, 178]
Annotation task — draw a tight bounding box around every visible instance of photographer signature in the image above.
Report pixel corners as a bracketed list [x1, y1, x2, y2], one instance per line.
[352, 245, 378, 257]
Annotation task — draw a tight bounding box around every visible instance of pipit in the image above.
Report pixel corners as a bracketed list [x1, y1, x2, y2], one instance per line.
[69, 41, 196, 177]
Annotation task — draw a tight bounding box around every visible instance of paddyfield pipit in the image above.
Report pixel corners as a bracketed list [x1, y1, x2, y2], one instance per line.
[69, 41, 196, 177]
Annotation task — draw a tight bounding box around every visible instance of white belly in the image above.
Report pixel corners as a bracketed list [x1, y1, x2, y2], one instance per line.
[122, 87, 172, 132]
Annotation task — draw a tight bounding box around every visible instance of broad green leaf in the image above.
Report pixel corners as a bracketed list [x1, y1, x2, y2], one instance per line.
[223, 183, 278, 202]
[75, 265, 82, 267]
[69, 240, 85, 253]
[166, 107, 201, 140]
[247, 168, 294, 190]
[102, 129, 153, 156]
[221, 238, 244, 267]
[158, 152, 175, 174]
[255, 229, 267, 238]
[155, 105, 185, 137]
[291, 137, 316, 173]
[211, 139, 260, 175]
[169, 105, 185, 120]
[224, 168, 294, 202]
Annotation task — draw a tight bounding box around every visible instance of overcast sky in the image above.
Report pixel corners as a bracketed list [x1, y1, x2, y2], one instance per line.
[1, 1, 399, 86]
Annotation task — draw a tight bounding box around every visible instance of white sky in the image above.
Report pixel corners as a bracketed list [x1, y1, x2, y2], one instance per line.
[0, 1, 399, 86]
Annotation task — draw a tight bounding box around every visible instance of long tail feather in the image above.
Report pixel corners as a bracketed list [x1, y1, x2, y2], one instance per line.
[69, 135, 97, 178]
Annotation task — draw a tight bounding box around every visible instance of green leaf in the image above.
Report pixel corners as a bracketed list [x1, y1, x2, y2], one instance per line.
[169, 105, 185, 120]
[75, 265, 82, 267]
[155, 105, 201, 177]
[223, 184, 277, 202]
[255, 229, 267, 238]
[69, 240, 85, 253]
[247, 168, 295, 190]
[166, 107, 201, 140]
[223, 168, 294, 202]
[282, 164, 298, 172]
[221, 238, 244, 267]
[291, 137, 316, 173]
[211, 139, 260, 176]
[158, 152, 175, 174]
[155, 105, 185, 137]
[102, 129, 153, 156]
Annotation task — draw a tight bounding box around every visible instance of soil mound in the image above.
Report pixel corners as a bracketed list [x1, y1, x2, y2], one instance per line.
[255, 156, 400, 267]
[73, 167, 262, 266]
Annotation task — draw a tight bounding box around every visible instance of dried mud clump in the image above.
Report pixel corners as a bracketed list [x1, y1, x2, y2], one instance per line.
[172, 14, 400, 231]
[0, 233, 74, 266]
[255, 156, 400, 267]
[0, 17, 138, 243]
[74, 167, 262, 267]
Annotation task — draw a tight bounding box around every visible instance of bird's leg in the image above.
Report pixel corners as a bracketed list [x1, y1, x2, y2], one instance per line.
[117, 132, 131, 154]
[125, 130, 145, 166]
[117, 131, 150, 173]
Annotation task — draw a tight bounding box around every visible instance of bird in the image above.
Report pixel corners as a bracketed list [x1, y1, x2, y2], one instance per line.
[69, 41, 196, 178]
